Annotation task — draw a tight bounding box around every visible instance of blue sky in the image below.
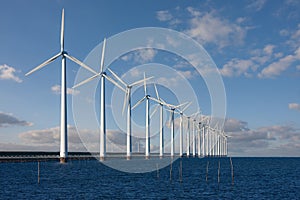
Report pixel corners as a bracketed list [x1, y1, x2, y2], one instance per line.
[0, 0, 299, 156]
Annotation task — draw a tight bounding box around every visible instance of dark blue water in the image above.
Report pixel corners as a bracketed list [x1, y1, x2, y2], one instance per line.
[1, 157, 299, 199]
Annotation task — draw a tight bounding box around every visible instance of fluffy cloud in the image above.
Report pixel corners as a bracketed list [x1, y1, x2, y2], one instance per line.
[120, 49, 157, 64]
[0, 112, 32, 127]
[225, 118, 300, 156]
[246, 0, 267, 11]
[224, 118, 249, 132]
[221, 44, 275, 77]
[51, 84, 80, 96]
[19, 125, 96, 144]
[185, 8, 246, 48]
[156, 10, 173, 22]
[221, 42, 300, 78]
[258, 47, 300, 78]
[288, 103, 300, 111]
[221, 58, 257, 77]
[17, 125, 143, 152]
[134, 49, 157, 63]
[0, 64, 22, 83]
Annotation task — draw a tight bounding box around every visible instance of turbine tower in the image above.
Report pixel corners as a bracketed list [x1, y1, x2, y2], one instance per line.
[72, 38, 126, 161]
[25, 9, 98, 163]
[109, 70, 152, 159]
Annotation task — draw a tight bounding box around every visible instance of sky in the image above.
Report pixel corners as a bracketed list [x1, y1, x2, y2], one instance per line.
[0, 0, 299, 156]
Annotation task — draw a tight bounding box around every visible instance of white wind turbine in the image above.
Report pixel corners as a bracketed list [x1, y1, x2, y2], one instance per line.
[72, 38, 126, 160]
[197, 121, 202, 157]
[149, 84, 168, 157]
[25, 9, 98, 163]
[164, 102, 189, 157]
[208, 122, 219, 157]
[108, 70, 152, 159]
[174, 102, 191, 157]
[183, 111, 200, 157]
[158, 102, 188, 157]
[190, 112, 200, 157]
[132, 73, 154, 159]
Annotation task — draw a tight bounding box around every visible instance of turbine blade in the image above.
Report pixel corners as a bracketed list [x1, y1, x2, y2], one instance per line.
[100, 38, 106, 73]
[60, 8, 65, 52]
[154, 83, 160, 100]
[72, 74, 100, 89]
[132, 96, 146, 110]
[181, 102, 192, 112]
[107, 68, 127, 87]
[25, 52, 61, 76]
[174, 101, 189, 109]
[148, 96, 163, 104]
[122, 92, 128, 115]
[130, 76, 153, 87]
[150, 104, 159, 118]
[103, 74, 126, 92]
[174, 110, 180, 115]
[143, 72, 147, 95]
[64, 54, 98, 75]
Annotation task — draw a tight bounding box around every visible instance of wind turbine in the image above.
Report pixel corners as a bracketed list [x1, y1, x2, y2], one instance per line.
[174, 102, 191, 157]
[109, 70, 152, 159]
[72, 38, 126, 160]
[197, 121, 202, 157]
[132, 73, 154, 159]
[190, 112, 201, 157]
[183, 111, 200, 158]
[165, 102, 188, 157]
[25, 9, 98, 163]
[149, 84, 167, 158]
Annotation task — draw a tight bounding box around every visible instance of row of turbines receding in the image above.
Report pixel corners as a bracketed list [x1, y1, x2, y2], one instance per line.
[25, 9, 229, 163]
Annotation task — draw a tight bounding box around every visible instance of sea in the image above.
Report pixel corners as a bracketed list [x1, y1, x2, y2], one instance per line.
[1, 157, 299, 199]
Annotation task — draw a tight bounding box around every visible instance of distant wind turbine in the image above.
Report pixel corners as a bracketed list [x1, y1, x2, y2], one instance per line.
[175, 102, 192, 157]
[25, 9, 97, 163]
[132, 73, 154, 159]
[72, 38, 126, 160]
[149, 84, 169, 157]
[165, 102, 189, 157]
[109, 70, 152, 159]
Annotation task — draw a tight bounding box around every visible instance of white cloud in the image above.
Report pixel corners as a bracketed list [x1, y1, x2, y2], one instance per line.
[179, 70, 194, 79]
[18, 125, 97, 151]
[221, 44, 300, 78]
[246, 0, 267, 11]
[0, 112, 33, 127]
[156, 10, 173, 22]
[120, 48, 157, 65]
[236, 17, 247, 24]
[296, 65, 300, 70]
[16, 125, 142, 152]
[185, 9, 246, 48]
[51, 84, 80, 96]
[263, 44, 276, 55]
[224, 118, 249, 132]
[134, 49, 157, 63]
[258, 47, 300, 78]
[221, 58, 257, 77]
[0, 64, 22, 83]
[284, 24, 300, 48]
[288, 103, 300, 111]
[226, 118, 300, 156]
